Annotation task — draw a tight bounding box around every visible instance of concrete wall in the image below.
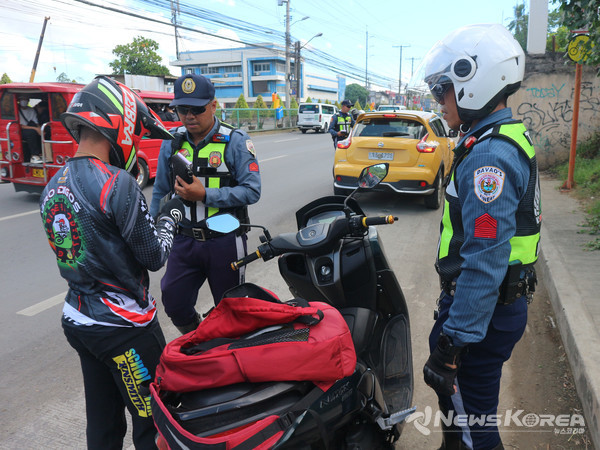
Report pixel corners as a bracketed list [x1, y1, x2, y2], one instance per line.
[508, 53, 600, 170]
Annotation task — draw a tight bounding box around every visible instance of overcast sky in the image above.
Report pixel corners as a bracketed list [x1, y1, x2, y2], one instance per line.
[1, 0, 553, 89]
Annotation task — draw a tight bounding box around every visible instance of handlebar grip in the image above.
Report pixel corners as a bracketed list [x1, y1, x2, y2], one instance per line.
[362, 215, 397, 227]
[231, 250, 261, 271]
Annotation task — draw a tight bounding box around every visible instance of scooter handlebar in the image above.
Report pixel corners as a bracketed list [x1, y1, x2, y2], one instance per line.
[361, 215, 397, 227]
[231, 250, 261, 271]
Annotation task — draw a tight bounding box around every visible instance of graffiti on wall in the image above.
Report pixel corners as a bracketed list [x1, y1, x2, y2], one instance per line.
[515, 81, 600, 168]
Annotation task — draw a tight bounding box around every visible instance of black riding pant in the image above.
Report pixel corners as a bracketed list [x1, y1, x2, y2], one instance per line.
[63, 319, 166, 449]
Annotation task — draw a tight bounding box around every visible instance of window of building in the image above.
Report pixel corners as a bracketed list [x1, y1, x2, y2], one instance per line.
[224, 66, 242, 73]
[253, 63, 270, 74]
[207, 67, 220, 74]
[185, 68, 194, 74]
[252, 81, 269, 93]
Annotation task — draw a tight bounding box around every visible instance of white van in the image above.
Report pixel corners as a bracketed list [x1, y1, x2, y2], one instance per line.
[297, 103, 337, 133]
[377, 104, 407, 112]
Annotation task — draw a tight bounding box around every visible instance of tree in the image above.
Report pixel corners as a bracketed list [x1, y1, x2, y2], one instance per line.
[306, 96, 312, 103]
[507, 3, 528, 50]
[56, 72, 73, 83]
[1, 73, 12, 84]
[109, 36, 172, 77]
[345, 83, 369, 107]
[354, 100, 363, 111]
[234, 94, 251, 120]
[290, 96, 299, 109]
[557, 0, 600, 66]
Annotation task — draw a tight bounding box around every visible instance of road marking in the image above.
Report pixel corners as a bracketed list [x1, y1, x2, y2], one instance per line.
[261, 155, 287, 162]
[0, 209, 39, 222]
[273, 138, 300, 143]
[17, 291, 66, 316]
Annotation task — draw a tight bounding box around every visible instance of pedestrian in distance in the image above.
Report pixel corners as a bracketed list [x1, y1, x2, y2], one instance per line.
[150, 73, 261, 335]
[39, 76, 186, 449]
[418, 24, 541, 450]
[328, 99, 355, 149]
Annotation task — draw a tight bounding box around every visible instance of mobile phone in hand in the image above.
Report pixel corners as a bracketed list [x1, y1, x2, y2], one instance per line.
[171, 153, 194, 184]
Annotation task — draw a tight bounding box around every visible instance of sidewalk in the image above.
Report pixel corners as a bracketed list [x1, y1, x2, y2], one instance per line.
[538, 174, 600, 448]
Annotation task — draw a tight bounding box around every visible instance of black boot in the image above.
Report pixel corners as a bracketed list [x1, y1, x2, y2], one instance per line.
[175, 312, 201, 335]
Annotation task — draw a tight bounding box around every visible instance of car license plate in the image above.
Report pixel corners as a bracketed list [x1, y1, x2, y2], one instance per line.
[368, 151, 393, 161]
[32, 168, 44, 178]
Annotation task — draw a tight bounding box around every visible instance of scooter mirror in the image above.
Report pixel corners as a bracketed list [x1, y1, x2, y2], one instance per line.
[358, 163, 389, 189]
[205, 214, 240, 234]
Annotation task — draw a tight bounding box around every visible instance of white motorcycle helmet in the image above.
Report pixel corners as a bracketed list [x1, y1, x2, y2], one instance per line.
[421, 23, 525, 122]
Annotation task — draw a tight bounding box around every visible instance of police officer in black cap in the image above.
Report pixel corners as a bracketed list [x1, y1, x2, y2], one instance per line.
[150, 73, 261, 334]
[328, 99, 355, 149]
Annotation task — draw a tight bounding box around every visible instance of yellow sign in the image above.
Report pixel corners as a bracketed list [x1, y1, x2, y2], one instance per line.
[567, 34, 592, 63]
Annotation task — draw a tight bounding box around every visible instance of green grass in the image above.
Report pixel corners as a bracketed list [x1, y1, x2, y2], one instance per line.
[552, 144, 600, 250]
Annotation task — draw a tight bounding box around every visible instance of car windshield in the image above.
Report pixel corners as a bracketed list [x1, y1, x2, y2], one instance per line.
[355, 118, 426, 139]
[299, 105, 319, 113]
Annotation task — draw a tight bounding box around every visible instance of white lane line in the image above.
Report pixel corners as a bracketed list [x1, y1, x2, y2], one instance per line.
[17, 291, 66, 316]
[0, 209, 39, 222]
[273, 138, 300, 143]
[261, 155, 287, 162]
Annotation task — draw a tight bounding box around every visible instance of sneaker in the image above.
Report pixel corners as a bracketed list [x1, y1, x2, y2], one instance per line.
[30, 155, 43, 163]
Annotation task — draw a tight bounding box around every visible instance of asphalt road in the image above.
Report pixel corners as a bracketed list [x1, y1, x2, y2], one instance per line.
[0, 130, 588, 449]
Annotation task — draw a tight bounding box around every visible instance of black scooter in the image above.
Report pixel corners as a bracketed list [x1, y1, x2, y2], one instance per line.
[159, 163, 415, 449]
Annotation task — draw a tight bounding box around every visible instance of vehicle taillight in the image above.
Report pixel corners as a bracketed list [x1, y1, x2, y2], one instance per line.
[319, 114, 322, 122]
[416, 133, 437, 153]
[382, 114, 396, 118]
[337, 137, 352, 149]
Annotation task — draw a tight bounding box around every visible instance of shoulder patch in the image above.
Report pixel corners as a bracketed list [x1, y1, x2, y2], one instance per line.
[246, 139, 256, 157]
[249, 161, 259, 172]
[473, 166, 504, 203]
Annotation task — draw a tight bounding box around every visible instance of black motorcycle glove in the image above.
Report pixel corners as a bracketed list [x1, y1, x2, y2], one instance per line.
[158, 196, 185, 224]
[423, 333, 464, 397]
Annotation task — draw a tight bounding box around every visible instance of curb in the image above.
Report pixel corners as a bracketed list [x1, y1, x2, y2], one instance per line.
[538, 225, 600, 448]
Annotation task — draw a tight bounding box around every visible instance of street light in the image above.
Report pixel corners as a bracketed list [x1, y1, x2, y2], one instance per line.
[294, 32, 323, 100]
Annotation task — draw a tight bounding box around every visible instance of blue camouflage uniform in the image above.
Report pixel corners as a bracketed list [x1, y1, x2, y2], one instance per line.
[430, 107, 541, 449]
[150, 118, 261, 326]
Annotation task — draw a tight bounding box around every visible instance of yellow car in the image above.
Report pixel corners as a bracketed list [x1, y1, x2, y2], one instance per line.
[333, 110, 455, 209]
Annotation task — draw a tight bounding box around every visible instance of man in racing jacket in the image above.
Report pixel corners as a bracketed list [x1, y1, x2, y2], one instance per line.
[40, 76, 185, 450]
[419, 25, 541, 450]
[150, 73, 261, 334]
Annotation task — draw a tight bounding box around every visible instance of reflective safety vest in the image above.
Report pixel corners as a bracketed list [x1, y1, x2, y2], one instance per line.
[336, 114, 352, 133]
[436, 121, 541, 282]
[172, 122, 238, 223]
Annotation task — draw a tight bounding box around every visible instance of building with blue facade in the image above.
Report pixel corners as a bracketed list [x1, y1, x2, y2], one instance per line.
[170, 43, 344, 108]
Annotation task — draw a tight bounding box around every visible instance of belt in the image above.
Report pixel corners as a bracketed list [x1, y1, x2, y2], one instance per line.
[179, 227, 225, 241]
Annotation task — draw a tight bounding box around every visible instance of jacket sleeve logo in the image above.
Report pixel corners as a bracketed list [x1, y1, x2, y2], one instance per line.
[474, 166, 504, 203]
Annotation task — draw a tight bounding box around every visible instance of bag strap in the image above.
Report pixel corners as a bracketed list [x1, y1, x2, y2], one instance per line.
[222, 282, 281, 304]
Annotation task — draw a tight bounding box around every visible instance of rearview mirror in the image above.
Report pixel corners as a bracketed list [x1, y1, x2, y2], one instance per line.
[358, 163, 389, 189]
[205, 214, 240, 234]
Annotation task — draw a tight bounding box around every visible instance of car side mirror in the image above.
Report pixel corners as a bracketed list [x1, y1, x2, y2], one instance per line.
[448, 129, 458, 138]
[205, 214, 240, 234]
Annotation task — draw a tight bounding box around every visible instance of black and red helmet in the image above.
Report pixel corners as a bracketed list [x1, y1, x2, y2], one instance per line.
[60, 76, 173, 176]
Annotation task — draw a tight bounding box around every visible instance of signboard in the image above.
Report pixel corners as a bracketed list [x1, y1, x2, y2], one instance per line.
[567, 34, 592, 63]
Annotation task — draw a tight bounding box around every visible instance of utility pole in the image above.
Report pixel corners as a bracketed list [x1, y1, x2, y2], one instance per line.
[408, 57, 421, 77]
[171, 0, 181, 60]
[29, 16, 50, 83]
[392, 44, 410, 100]
[295, 41, 301, 100]
[284, 0, 291, 109]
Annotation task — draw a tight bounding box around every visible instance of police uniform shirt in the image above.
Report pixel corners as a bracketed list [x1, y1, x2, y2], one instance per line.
[150, 118, 261, 220]
[442, 108, 531, 347]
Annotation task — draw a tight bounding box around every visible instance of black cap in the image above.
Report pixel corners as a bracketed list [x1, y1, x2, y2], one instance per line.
[341, 99, 353, 107]
[170, 73, 215, 107]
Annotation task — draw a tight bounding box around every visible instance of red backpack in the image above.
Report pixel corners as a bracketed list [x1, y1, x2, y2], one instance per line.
[154, 283, 356, 393]
[151, 284, 356, 449]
